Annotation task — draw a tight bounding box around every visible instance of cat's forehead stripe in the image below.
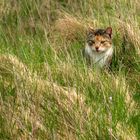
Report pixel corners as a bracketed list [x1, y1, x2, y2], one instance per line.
[95, 35, 103, 40]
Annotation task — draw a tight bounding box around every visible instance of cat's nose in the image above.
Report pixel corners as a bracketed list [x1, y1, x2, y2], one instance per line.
[95, 46, 99, 51]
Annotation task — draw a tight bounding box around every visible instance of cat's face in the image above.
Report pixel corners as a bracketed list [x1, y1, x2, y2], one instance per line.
[86, 27, 112, 53]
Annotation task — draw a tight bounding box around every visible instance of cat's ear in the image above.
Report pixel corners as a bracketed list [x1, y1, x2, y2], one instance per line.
[87, 27, 95, 34]
[105, 27, 112, 38]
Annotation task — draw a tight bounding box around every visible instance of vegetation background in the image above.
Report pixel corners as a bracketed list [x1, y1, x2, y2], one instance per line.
[0, 0, 140, 139]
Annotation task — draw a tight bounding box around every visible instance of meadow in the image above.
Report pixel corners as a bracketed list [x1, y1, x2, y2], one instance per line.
[0, 0, 140, 139]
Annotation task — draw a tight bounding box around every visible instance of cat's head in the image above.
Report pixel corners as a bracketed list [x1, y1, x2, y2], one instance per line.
[86, 27, 112, 53]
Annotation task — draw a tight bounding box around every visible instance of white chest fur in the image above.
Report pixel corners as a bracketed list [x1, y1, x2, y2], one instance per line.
[84, 44, 113, 68]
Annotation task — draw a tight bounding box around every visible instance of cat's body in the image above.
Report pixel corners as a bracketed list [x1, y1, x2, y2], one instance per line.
[84, 44, 113, 67]
[83, 27, 113, 68]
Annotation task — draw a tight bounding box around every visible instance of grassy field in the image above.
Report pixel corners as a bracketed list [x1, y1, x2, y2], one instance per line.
[0, 0, 140, 139]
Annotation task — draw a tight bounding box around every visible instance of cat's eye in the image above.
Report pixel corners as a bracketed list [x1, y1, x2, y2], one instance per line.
[101, 41, 106, 44]
[88, 40, 95, 46]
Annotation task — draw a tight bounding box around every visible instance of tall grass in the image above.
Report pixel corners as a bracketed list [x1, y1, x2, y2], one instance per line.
[0, 0, 140, 139]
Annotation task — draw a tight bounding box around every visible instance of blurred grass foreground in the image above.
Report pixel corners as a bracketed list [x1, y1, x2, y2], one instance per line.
[0, 0, 140, 139]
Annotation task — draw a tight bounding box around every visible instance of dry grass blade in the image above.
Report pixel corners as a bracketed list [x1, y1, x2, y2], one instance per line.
[119, 19, 140, 54]
[54, 15, 86, 41]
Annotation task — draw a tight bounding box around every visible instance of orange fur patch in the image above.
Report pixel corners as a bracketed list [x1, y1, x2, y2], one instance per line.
[95, 35, 102, 41]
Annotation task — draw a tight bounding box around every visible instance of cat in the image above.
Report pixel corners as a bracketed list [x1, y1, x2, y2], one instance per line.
[83, 27, 113, 68]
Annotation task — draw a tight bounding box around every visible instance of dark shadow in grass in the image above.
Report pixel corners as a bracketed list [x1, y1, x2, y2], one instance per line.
[110, 35, 139, 74]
